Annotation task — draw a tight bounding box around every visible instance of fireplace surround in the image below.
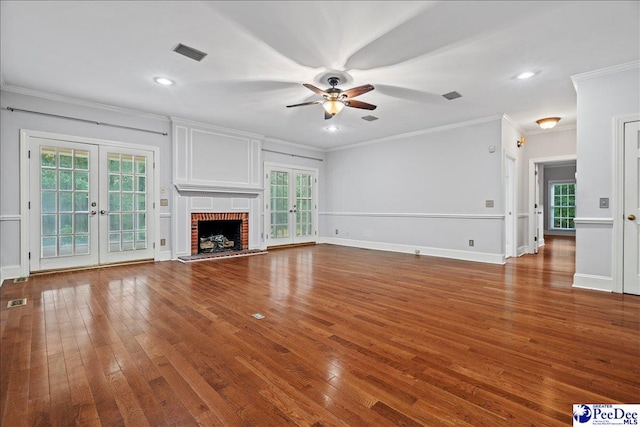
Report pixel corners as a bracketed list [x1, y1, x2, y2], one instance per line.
[190, 213, 248, 255]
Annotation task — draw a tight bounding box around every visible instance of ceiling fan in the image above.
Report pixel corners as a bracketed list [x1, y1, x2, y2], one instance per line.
[286, 77, 376, 120]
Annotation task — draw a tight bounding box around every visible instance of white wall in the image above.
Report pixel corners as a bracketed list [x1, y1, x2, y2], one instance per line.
[321, 117, 505, 264]
[572, 62, 640, 291]
[0, 89, 172, 282]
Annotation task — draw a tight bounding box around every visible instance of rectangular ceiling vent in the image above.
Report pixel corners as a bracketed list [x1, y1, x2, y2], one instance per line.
[442, 91, 462, 101]
[361, 115, 379, 121]
[173, 43, 208, 62]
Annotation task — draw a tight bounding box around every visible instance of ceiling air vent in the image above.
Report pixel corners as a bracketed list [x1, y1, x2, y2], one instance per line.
[442, 91, 462, 101]
[173, 43, 208, 62]
[361, 115, 379, 122]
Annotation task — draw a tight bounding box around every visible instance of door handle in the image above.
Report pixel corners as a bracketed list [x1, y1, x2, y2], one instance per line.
[100, 210, 110, 215]
[90, 210, 97, 216]
[628, 214, 636, 221]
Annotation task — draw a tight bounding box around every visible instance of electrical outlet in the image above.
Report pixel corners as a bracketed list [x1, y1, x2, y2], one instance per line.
[486, 200, 494, 208]
[469, 240, 474, 247]
[599, 198, 609, 208]
[160, 238, 166, 246]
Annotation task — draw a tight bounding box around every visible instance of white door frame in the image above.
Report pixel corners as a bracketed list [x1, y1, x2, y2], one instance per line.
[504, 154, 517, 258]
[613, 115, 640, 293]
[19, 129, 161, 277]
[528, 155, 577, 254]
[263, 162, 318, 247]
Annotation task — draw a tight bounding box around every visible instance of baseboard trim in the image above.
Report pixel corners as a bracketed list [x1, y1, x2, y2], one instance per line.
[158, 251, 172, 262]
[573, 273, 613, 292]
[0, 265, 24, 286]
[321, 237, 505, 264]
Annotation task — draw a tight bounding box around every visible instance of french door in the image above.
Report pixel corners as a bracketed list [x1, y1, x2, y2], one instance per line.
[623, 120, 640, 295]
[265, 165, 317, 247]
[29, 136, 155, 272]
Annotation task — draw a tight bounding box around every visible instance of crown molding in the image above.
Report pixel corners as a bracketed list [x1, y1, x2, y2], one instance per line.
[526, 123, 577, 136]
[571, 60, 640, 89]
[327, 114, 504, 152]
[502, 114, 527, 135]
[263, 136, 326, 153]
[170, 116, 264, 140]
[0, 83, 170, 122]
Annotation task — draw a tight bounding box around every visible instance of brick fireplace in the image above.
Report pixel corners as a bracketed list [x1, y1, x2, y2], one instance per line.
[190, 212, 249, 255]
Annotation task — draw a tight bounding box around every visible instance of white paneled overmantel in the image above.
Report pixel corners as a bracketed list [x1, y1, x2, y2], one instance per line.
[171, 118, 265, 258]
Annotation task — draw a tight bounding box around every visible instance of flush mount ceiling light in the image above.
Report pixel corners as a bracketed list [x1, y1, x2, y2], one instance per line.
[154, 77, 175, 86]
[517, 71, 536, 80]
[536, 117, 561, 129]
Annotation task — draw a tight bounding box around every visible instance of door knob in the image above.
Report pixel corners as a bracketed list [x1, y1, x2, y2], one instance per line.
[628, 214, 636, 221]
[100, 210, 109, 215]
[90, 210, 97, 216]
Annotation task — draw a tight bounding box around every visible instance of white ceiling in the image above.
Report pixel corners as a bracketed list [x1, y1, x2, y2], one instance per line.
[1, 1, 638, 150]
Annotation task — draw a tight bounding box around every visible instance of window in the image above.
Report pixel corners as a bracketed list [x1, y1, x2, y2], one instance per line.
[550, 182, 576, 230]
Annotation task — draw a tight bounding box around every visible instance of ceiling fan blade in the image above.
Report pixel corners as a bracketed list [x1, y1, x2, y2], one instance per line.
[286, 100, 322, 108]
[303, 83, 328, 96]
[342, 84, 375, 99]
[345, 100, 377, 110]
[324, 111, 334, 120]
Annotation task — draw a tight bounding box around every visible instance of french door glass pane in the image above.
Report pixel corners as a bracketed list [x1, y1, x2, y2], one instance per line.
[296, 173, 313, 237]
[106, 153, 148, 252]
[270, 171, 290, 239]
[39, 146, 91, 258]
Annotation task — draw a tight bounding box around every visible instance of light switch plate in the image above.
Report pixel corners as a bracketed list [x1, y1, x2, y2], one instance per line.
[486, 200, 494, 208]
[600, 198, 609, 208]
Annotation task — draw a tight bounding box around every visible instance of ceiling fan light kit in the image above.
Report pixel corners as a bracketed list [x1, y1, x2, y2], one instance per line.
[322, 100, 345, 116]
[536, 117, 561, 129]
[287, 77, 376, 120]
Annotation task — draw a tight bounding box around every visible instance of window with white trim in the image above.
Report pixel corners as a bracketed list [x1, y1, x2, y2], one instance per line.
[550, 182, 576, 230]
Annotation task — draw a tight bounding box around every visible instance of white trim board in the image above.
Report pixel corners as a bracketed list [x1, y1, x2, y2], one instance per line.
[320, 212, 504, 220]
[573, 273, 613, 292]
[322, 237, 505, 265]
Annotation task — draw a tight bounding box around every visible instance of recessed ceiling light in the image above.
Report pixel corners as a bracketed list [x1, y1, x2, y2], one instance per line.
[517, 71, 535, 80]
[326, 126, 339, 132]
[154, 77, 175, 86]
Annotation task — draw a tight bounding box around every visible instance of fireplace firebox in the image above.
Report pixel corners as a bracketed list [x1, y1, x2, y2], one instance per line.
[190, 213, 249, 255]
[198, 220, 241, 253]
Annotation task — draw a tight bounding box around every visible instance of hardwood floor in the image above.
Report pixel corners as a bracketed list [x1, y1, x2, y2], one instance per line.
[1, 237, 639, 426]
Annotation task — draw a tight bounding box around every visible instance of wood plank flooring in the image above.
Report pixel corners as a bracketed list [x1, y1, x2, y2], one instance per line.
[1, 237, 639, 426]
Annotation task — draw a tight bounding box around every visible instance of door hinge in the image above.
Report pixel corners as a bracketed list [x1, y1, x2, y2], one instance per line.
[28, 252, 31, 260]
[315, 178, 317, 184]
[315, 231, 317, 236]
[266, 173, 269, 179]
[153, 162, 156, 169]
[266, 204, 269, 210]
[535, 170, 538, 175]
[153, 202, 156, 209]
[153, 242, 156, 249]
[28, 201, 31, 209]
[534, 204, 538, 209]
[28, 150, 31, 159]
[534, 236, 538, 241]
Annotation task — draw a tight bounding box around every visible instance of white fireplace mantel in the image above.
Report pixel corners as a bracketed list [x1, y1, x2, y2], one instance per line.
[174, 182, 263, 198]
